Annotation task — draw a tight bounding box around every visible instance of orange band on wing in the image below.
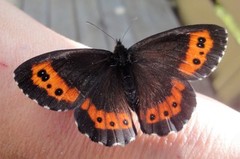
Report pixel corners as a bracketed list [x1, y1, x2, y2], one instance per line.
[81, 98, 132, 130]
[179, 30, 213, 75]
[144, 79, 185, 124]
[31, 61, 79, 103]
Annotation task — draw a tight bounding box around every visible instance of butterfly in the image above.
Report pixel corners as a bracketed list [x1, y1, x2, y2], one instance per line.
[14, 24, 228, 146]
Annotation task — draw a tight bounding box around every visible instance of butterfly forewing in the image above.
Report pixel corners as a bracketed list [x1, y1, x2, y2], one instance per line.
[14, 49, 111, 111]
[129, 24, 228, 80]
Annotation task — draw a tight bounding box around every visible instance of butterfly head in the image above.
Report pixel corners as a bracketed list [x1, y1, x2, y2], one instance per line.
[115, 39, 124, 47]
[111, 40, 131, 67]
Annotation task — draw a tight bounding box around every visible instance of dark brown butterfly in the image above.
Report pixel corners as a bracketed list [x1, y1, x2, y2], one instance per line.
[14, 24, 228, 146]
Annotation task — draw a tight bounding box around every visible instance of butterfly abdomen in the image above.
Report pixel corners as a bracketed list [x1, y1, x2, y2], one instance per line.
[120, 64, 139, 111]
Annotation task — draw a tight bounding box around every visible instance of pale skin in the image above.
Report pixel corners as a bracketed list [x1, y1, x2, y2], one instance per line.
[0, 1, 240, 158]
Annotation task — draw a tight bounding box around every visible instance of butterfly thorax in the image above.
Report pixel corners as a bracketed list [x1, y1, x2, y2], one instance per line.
[111, 40, 131, 67]
[109, 40, 139, 111]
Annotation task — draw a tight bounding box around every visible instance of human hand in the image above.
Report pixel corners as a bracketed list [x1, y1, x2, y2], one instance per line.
[0, 1, 239, 158]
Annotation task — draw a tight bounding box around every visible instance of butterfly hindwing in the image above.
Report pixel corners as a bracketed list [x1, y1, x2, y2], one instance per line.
[129, 24, 228, 80]
[74, 64, 137, 146]
[14, 49, 111, 111]
[131, 60, 196, 135]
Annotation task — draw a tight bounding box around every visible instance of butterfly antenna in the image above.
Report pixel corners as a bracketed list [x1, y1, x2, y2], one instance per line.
[121, 17, 138, 41]
[86, 21, 115, 42]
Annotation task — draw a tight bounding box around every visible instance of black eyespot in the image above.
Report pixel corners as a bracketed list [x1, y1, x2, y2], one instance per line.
[197, 43, 205, 48]
[172, 102, 177, 107]
[41, 74, 50, 81]
[47, 84, 52, 88]
[193, 58, 201, 65]
[123, 119, 128, 125]
[150, 114, 156, 121]
[37, 69, 47, 77]
[97, 117, 102, 123]
[163, 111, 169, 116]
[55, 88, 63, 96]
[110, 121, 115, 127]
[198, 37, 206, 43]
